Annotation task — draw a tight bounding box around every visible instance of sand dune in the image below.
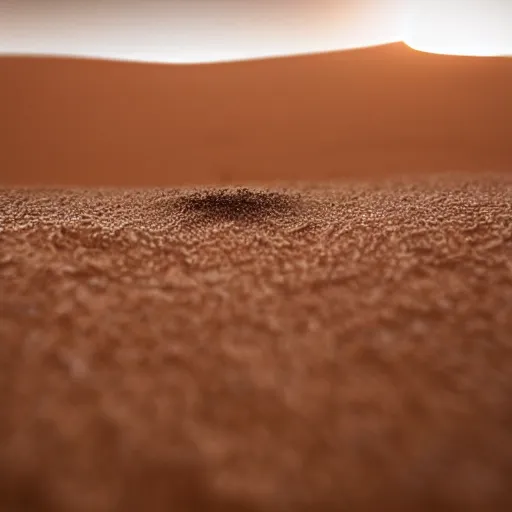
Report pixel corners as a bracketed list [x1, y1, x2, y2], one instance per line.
[1, 43, 511, 187]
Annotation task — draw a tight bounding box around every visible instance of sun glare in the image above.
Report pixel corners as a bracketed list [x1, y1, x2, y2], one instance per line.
[0, 0, 510, 63]
[402, 0, 512, 56]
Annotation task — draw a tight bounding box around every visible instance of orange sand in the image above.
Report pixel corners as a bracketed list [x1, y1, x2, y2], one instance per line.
[1, 43, 512, 512]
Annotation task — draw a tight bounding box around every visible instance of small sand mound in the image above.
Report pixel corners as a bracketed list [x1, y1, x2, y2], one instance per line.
[173, 187, 299, 223]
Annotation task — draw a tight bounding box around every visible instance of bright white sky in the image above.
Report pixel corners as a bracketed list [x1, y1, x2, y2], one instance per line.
[403, 0, 512, 56]
[0, 0, 510, 62]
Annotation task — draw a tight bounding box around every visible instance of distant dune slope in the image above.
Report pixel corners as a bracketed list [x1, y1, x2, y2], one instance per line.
[1, 43, 511, 187]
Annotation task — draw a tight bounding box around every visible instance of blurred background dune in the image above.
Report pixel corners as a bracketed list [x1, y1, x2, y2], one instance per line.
[1, 43, 511, 187]
[1, 0, 511, 187]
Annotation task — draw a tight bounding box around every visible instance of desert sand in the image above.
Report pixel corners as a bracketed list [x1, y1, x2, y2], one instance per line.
[1, 43, 511, 186]
[1, 44, 512, 511]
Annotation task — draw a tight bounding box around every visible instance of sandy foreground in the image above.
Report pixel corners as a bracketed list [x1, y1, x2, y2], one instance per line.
[1, 173, 512, 511]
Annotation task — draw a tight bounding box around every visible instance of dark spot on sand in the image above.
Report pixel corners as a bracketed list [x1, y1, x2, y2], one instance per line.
[174, 187, 298, 223]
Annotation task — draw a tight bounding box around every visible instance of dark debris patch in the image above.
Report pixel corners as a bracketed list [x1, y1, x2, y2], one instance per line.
[173, 187, 300, 224]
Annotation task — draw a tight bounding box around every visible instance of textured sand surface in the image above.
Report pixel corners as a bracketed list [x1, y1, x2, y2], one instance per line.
[1, 173, 512, 511]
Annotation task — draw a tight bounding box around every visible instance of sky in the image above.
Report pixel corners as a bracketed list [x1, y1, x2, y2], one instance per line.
[403, 0, 512, 56]
[0, 0, 510, 63]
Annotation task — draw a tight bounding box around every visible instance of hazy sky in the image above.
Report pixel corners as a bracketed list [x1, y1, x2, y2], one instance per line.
[404, 0, 512, 56]
[0, 0, 404, 62]
[0, 0, 510, 62]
